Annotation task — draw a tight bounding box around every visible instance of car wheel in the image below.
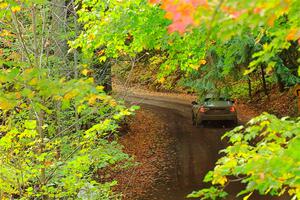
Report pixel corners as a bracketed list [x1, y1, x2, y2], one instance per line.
[198, 120, 204, 128]
[192, 114, 196, 125]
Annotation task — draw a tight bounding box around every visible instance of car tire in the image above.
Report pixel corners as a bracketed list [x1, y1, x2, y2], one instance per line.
[192, 114, 196, 126]
[198, 120, 204, 128]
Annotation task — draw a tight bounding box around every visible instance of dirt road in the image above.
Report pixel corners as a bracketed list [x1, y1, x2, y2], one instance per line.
[120, 92, 288, 200]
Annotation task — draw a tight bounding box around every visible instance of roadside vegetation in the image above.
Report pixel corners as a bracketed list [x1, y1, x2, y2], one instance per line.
[0, 0, 299, 200]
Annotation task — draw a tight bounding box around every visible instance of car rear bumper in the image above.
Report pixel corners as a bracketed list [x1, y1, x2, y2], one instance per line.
[199, 113, 237, 121]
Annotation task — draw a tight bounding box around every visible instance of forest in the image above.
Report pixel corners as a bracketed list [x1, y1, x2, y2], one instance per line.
[0, 0, 299, 199]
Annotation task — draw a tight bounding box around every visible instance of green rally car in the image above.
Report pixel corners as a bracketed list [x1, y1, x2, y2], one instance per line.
[192, 95, 238, 126]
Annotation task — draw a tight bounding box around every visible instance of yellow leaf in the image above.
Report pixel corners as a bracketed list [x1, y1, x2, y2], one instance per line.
[218, 176, 227, 186]
[158, 77, 165, 83]
[29, 78, 38, 86]
[212, 173, 227, 186]
[20, 103, 27, 108]
[109, 100, 117, 107]
[0, 3, 8, 9]
[288, 189, 295, 196]
[64, 90, 78, 100]
[191, 65, 200, 70]
[121, 109, 131, 116]
[81, 69, 89, 76]
[99, 56, 107, 62]
[96, 85, 104, 91]
[0, 30, 13, 37]
[0, 100, 15, 110]
[11, 6, 21, 13]
[88, 33, 95, 40]
[86, 77, 94, 83]
[88, 94, 98, 105]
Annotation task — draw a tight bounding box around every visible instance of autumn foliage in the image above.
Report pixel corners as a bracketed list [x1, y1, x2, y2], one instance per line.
[150, 0, 300, 44]
[149, 0, 208, 33]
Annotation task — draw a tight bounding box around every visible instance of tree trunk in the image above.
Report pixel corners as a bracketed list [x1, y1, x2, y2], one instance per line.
[103, 59, 112, 93]
[248, 76, 252, 100]
[51, 0, 67, 56]
[260, 65, 268, 96]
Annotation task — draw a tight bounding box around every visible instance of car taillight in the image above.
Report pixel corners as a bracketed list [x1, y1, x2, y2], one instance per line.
[199, 106, 206, 113]
[229, 106, 235, 112]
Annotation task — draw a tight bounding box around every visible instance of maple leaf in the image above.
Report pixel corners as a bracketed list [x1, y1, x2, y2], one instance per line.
[153, 0, 208, 34]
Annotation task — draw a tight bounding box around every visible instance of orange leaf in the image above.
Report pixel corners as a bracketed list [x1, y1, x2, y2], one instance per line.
[44, 161, 53, 166]
[165, 12, 173, 20]
[15, 92, 22, 99]
[199, 59, 206, 65]
[267, 15, 276, 26]
[286, 28, 300, 41]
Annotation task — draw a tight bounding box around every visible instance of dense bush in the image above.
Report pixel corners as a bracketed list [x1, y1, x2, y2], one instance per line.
[188, 113, 300, 199]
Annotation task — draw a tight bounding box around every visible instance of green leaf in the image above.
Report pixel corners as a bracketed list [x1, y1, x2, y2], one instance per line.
[24, 120, 37, 130]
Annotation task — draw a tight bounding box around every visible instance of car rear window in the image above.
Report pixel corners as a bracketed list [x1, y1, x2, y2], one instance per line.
[204, 97, 230, 102]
